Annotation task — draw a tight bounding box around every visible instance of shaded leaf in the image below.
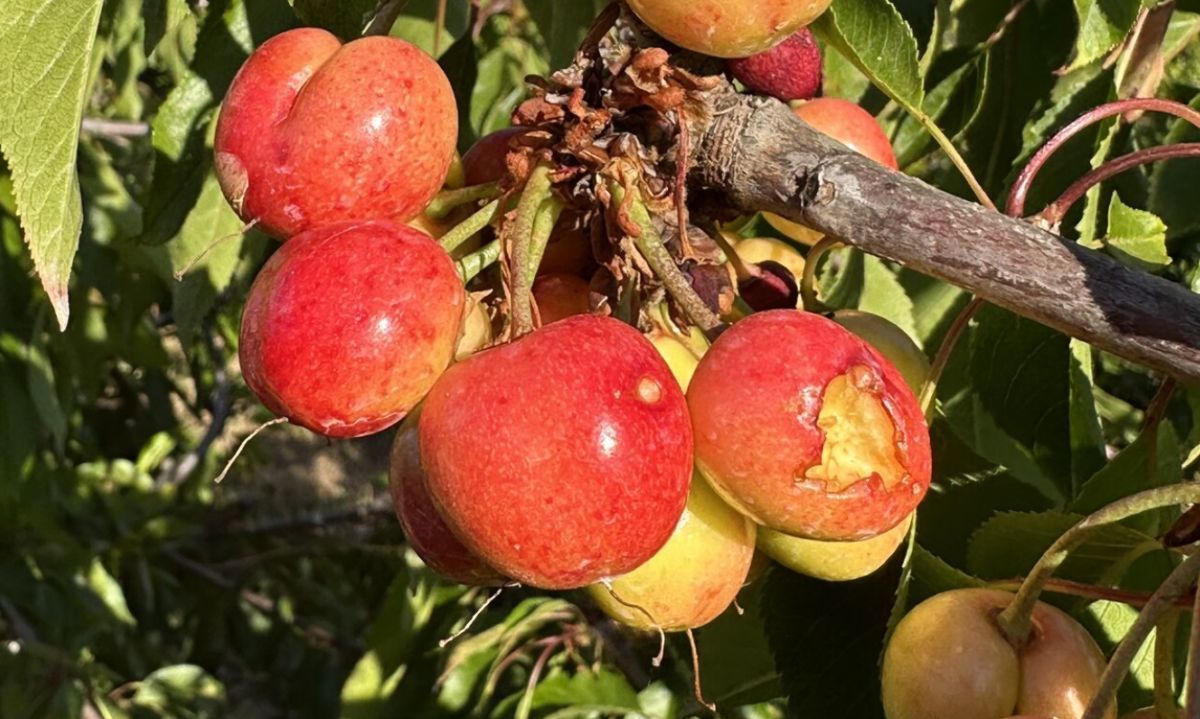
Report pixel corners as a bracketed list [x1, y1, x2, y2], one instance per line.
[291, 0, 378, 39]
[857, 256, 918, 342]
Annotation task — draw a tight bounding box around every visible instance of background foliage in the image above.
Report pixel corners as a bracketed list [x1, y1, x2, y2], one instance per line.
[1, 0, 1200, 716]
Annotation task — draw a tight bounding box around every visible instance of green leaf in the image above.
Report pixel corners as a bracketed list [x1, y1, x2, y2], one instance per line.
[439, 30, 480, 151]
[391, 0, 473, 59]
[1071, 423, 1183, 535]
[469, 36, 549, 139]
[857, 256, 918, 342]
[1068, 340, 1108, 491]
[893, 58, 979, 168]
[1164, 12, 1200, 89]
[23, 329, 67, 454]
[1104, 194, 1171, 271]
[130, 664, 226, 711]
[762, 559, 903, 719]
[291, 0, 378, 39]
[966, 511, 1160, 585]
[0, 0, 106, 328]
[822, 43, 872, 104]
[524, 1, 608, 72]
[84, 558, 136, 626]
[1082, 600, 1156, 709]
[530, 668, 641, 715]
[1149, 97, 1200, 239]
[1067, 0, 1146, 72]
[695, 582, 781, 709]
[812, 0, 925, 111]
[905, 545, 985, 608]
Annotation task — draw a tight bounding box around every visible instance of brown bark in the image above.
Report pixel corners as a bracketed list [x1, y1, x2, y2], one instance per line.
[691, 95, 1200, 386]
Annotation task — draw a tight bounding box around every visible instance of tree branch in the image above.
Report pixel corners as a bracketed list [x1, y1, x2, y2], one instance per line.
[692, 94, 1200, 385]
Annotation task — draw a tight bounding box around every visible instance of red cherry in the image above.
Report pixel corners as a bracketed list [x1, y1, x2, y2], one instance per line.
[687, 310, 931, 540]
[728, 28, 823, 102]
[240, 221, 464, 438]
[418, 315, 693, 589]
[215, 28, 458, 239]
[795, 98, 898, 169]
[389, 409, 504, 585]
[461, 127, 525, 187]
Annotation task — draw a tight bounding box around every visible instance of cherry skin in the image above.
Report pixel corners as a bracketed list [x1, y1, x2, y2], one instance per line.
[758, 513, 912, 581]
[626, 0, 832, 58]
[532, 274, 591, 325]
[461, 127, 526, 186]
[215, 28, 457, 239]
[728, 28, 823, 102]
[687, 310, 931, 540]
[419, 315, 693, 589]
[587, 474, 755, 631]
[882, 589, 1112, 719]
[240, 221, 464, 437]
[388, 408, 504, 585]
[766, 99, 898, 244]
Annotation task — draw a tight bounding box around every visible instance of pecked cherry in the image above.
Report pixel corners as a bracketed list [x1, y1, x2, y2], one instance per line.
[728, 28, 823, 102]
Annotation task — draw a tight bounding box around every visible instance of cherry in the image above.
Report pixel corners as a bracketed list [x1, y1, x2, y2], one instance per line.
[587, 474, 755, 631]
[388, 408, 504, 585]
[240, 221, 463, 437]
[734, 237, 806, 282]
[626, 0, 833, 58]
[728, 28, 823, 102]
[687, 310, 931, 540]
[737, 260, 800, 312]
[758, 512, 911, 581]
[215, 28, 457, 239]
[766, 99, 897, 244]
[882, 589, 1112, 719]
[532, 274, 592, 325]
[418, 315, 693, 589]
[461, 127, 525, 186]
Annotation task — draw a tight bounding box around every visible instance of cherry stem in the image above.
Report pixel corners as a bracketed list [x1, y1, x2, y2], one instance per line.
[213, 417, 288, 484]
[989, 576, 1194, 610]
[1007, 97, 1200, 217]
[1156, 611, 1183, 719]
[457, 240, 501, 283]
[440, 199, 502, 253]
[425, 182, 501, 220]
[609, 182, 723, 332]
[1036, 143, 1200, 226]
[438, 583, 515, 648]
[686, 628, 715, 712]
[799, 236, 844, 313]
[1187, 590, 1200, 718]
[172, 219, 257, 281]
[508, 165, 556, 336]
[919, 296, 985, 418]
[995, 483, 1200, 647]
[1082, 552, 1200, 719]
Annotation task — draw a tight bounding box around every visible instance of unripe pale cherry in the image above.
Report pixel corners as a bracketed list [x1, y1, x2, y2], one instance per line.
[728, 28, 823, 102]
[767, 98, 898, 244]
[388, 408, 503, 586]
[882, 589, 1113, 719]
[832, 310, 930, 396]
[239, 221, 463, 437]
[215, 28, 457, 239]
[688, 310, 931, 540]
[419, 315, 693, 589]
[758, 512, 911, 581]
[626, 0, 833, 59]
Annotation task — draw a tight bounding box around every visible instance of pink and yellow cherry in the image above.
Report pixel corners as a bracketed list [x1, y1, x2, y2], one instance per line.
[388, 408, 503, 585]
[626, 0, 833, 58]
[215, 29, 457, 239]
[882, 589, 1112, 719]
[587, 473, 755, 631]
[647, 331, 705, 392]
[728, 28, 823, 102]
[687, 310, 931, 540]
[239, 221, 463, 437]
[832, 310, 930, 395]
[758, 513, 911, 581]
[533, 274, 591, 325]
[419, 315, 693, 589]
[766, 99, 898, 245]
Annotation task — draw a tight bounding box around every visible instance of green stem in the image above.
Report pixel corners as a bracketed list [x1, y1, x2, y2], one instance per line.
[457, 240, 501, 283]
[608, 182, 723, 332]
[799, 236, 844, 313]
[509, 165, 555, 337]
[440, 199, 501, 253]
[1081, 552, 1200, 719]
[917, 114, 996, 211]
[425, 182, 501, 220]
[1156, 610, 1182, 719]
[996, 483, 1200, 646]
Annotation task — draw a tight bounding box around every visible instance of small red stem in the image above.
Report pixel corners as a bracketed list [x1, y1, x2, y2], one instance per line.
[1036, 143, 1200, 226]
[1007, 98, 1200, 217]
